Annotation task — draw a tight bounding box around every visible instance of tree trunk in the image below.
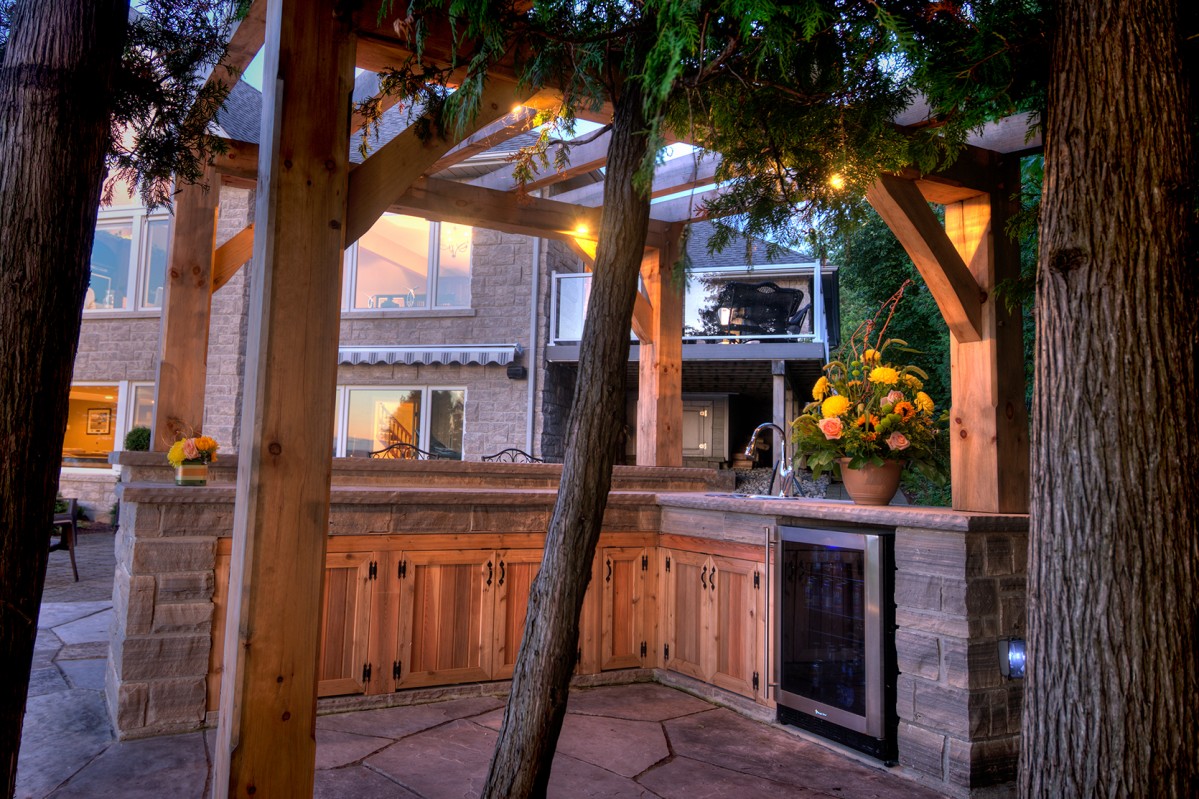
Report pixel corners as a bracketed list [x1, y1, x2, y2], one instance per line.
[0, 2, 127, 793]
[481, 83, 653, 798]
[1022, 1, 1198, 796]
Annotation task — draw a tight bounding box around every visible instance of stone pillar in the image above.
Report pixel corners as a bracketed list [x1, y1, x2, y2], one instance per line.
[105, 498, 227, 738]
[893, 522, 1028, 796]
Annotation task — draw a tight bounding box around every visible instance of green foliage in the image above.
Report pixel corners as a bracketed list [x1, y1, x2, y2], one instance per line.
[834, 208, 951, 404]
[124, 425, 151, 451]
[105, 1, 244, 209]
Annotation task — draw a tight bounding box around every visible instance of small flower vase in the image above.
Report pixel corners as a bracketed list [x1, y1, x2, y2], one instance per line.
[175, 459, 208, 486]
[837, 458, 902, 505]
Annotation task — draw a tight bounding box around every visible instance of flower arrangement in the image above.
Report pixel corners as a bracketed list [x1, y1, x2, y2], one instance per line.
[792, 282, 945, 482]
[167, 434, 219, 467]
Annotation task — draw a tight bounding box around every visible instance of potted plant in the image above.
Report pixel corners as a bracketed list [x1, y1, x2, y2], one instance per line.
[792, 283, 946, 505]
[167, 431, 219, 486]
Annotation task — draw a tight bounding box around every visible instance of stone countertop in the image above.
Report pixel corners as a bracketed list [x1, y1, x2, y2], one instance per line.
[117, 482, 1028, 533]
[656, 493, 1029, 532]
[116, 483, 661, 507]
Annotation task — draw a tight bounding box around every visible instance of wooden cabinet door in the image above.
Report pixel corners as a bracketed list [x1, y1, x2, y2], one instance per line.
[600, 547, 647, 670]
[396, 550, 493, 688]
[661, 549, 709, 681]
[709, 555, 763, 699]
[318, 551, 375, 697]
[492, 549, 542, 680]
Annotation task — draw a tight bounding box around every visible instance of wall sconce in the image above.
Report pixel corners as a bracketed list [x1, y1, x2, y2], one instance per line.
[718, 306, 732, 327]
[998, 637, 1026, 679]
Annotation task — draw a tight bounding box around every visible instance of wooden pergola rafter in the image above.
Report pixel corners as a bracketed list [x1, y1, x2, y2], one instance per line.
[146, 2, 1035, 793]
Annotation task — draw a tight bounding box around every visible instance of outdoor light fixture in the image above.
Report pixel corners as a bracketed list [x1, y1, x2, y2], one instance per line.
[718, 306, 732, 327]
[998, 637, 1026, 679]
[828, 172, 846, 190]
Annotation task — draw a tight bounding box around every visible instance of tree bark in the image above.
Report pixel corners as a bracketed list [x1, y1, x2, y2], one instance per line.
[0, 1, 127, 793]
[481, 83, 653, 798]
[1022, 1, 1198, 796]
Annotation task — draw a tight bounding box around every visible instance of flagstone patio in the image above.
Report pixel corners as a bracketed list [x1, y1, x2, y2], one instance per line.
[20, 530, 948, 799]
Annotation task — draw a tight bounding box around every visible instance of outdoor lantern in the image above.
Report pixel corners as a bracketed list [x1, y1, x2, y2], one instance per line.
[998, 637, 1027, 679]
[718, 306, 732, 327]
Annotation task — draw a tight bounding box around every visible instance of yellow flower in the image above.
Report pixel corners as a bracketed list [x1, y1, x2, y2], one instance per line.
[902, 373, 923, 390]
[894, 401, 916, 421]
[868, 366, 899, 385]
[812, 377, 831, 401]
[863, 348, 881, 364]
[821, 395, 851, 418]
[195, 436, 218, 453]
[167, 440, 186, 468]
[915, 392, 935, 414]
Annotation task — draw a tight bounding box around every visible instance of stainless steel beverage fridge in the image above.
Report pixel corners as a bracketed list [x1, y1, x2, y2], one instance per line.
[774, 524, 897, 761]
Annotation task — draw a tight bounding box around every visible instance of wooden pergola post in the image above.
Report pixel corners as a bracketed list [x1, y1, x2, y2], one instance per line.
[866, 157, 1029, 514]
[151, 165, 219, 449]
[943, 157, 1029, 513]
[636, 224, 684, 466]
[211, 0, 355, 795]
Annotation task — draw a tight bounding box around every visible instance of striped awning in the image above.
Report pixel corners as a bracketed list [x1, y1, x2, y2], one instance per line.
[336, 345, 520, 367]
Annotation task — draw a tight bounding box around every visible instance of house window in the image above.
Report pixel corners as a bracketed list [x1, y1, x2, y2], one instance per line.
[85, 213, 171, 312]
[335, 386, 465, 459]
[62, 384, 120, 468]
[345, 213, 472, 310]
[129, 383, 156, 431]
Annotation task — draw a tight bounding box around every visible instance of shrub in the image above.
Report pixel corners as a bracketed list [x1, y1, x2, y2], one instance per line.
[124, 425, 151, 451]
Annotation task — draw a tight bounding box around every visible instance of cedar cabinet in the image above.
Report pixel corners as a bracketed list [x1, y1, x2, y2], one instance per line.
[660, 548, 766, 701]
[317, 551, 376, 696]
[597, 546, 655, 671]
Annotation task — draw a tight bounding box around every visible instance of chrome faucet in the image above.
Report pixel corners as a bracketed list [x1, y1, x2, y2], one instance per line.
[745, 422, 797, 497]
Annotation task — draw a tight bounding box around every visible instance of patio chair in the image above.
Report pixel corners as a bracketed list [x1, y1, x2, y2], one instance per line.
[50, 497, 80, 582]
[716, 281, 804, 339]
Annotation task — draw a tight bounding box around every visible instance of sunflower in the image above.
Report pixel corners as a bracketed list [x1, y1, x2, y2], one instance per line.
[854, 413, 880, 429]
[894, 401, 916, 421]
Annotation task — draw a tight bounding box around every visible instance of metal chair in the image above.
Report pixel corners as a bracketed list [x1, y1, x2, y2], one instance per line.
[50, 497, 80, 582]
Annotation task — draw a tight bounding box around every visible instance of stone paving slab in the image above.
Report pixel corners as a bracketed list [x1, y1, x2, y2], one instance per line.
[46, 733, 208, 799]
[51, 609, 113, 646]
[16, 690, 111, 799]
[37, 602, 112, 630]
[317, 695, 504, 740]
[20, 669, 950, 799]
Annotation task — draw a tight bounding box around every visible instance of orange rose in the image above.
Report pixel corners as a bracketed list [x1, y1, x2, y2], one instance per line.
[886, 432, 910, 451]
[817, 417, 844, 440]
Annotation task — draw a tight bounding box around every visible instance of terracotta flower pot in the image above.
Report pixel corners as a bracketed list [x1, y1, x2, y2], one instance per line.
[175, 460, 208, 486]
[837, 458, 902, 505]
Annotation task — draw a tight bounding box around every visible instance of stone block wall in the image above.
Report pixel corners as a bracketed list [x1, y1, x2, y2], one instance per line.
[106, 500, 224, 737]
[203, 186, 254, 450]
[893, 523, 1027, 797]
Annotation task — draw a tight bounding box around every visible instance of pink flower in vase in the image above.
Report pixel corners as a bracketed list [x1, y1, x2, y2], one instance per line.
[818, 417, 844, 440]
[885, 432, 910, 451]
[884, 390, 904, 406]
[182, 439, 200, 460]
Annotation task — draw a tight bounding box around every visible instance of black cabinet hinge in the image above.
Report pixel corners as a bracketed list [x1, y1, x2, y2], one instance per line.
[393, 661, 402, 681]
[640, 641, 647, 658]
[398, 560, 407, 579]
[362, 663, 372, 683]
[664, 644, 670, 661]
[641, 554, 648, 571]
[369, 561, 377, 580]
[753, 671, 760, 692]
[665, 556, 671, 573]
[753, 571, 760, 590]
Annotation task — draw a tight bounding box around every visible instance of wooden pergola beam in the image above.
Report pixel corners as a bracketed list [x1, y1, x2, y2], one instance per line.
[866, 173, 984, 343]
[554, 151, 720, 206]
[429, 106, 540, 172]
[469, 130, 613, 193]
[345, 80, 541, 243]
[212, 223, 254, 293]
